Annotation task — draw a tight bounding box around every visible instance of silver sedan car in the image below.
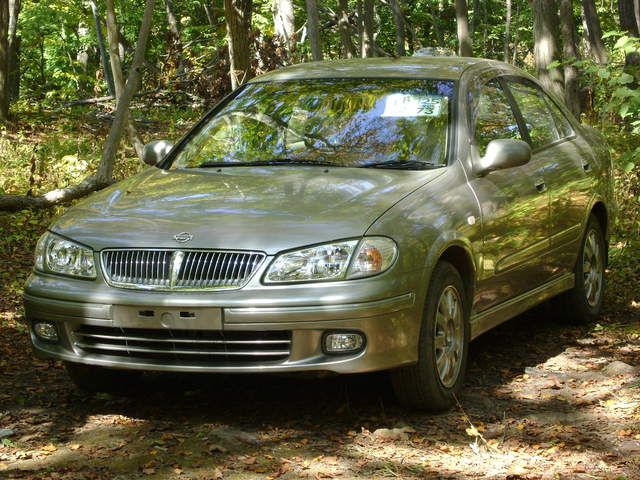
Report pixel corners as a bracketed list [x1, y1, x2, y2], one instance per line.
[24, 56, 613, 410]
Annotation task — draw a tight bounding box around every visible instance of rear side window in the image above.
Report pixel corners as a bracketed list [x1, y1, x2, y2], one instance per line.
[473, 80, 522, 156]
[507, 80, 562, 149]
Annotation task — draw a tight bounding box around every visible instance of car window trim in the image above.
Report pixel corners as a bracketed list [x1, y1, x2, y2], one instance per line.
[161, 77, 459, 171]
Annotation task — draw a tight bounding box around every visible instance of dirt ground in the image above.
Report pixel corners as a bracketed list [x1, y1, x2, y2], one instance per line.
[1, 293, 639, 479]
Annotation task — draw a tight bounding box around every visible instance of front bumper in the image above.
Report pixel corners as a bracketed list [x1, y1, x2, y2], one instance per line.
[24, 276, 420, 374]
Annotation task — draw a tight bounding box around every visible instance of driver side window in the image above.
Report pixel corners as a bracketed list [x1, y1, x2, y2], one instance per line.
[473, 80, 522, 156]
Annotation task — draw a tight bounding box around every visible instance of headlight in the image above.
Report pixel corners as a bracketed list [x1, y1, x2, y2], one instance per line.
[264, 237, 397, 283]
[34, 232, 96, 279]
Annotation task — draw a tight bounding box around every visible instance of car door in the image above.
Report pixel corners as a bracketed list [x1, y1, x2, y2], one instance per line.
[467, 78, 552, 312]
[505, 78, 592, 276]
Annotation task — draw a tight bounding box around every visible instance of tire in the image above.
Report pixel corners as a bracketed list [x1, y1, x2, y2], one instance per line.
[556, 214, 606, 324]
[391, 261, 470, 411]
[64, 362, 142, 395]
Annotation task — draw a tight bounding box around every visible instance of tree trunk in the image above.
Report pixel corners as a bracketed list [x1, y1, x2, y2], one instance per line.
[362, 0, 375, 57]
[455, 0, 473, 56]
[471, 0, 479, 38]
[388, 0, 405, 56]
[165, 0, 185, 76]
[274, 0, 296, 56]
[512, 0, 520, 63]
[89, 0, 116, 96]
[533, 0, 565, 100]
[0, 0, 8, 122]
[305, 0, 322, 61]
[105, 0, 145, 161]
[8, 0, 19, 101]
[559, 0, 581, 117]
[504, 0, 511, 62]
[224, 0, 253, 89]
[581, 0, 608, 64]
[337, 0, 356, 58]
[618, 0, 640, 68]
[96, 0, 156, 185]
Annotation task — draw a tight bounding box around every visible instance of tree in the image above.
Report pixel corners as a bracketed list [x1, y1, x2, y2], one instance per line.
[89, 0, 115, 96]
[455, 0, 473, 56]
[8, 0, 19, 100]
[581, 0, 608, 64]
[618, 0, 640, 68]
[0, 0, 156, 210]
[97, 0, 156, 185]
[274, 0, 295, 56]
[224, 0, 253, 89]
[504, 0, 512, 62]
[337, 0, 356, 58]
[533, 0, 565, 100]
[388, 0, 405, 56]
[305, 0, 322, 61]
[559, 0, 581, 117]
[105, 0, 145, 160]
[165, 0, 185, 76]
[0, 0, 8, 122]
[362, 0, 375, 58]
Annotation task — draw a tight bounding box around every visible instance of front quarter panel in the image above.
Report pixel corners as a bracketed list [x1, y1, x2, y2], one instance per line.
[365, 162, 481, 315]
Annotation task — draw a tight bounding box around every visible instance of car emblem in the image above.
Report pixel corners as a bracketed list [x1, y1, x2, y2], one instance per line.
[173, 232, 193, 243]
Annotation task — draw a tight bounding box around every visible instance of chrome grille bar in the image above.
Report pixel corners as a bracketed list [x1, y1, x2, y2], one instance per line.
[73, 326, 291, 364]
[101, 249, 265, 290]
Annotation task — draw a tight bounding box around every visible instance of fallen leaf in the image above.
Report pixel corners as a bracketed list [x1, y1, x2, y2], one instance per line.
[42, 444, 57, 452]
[142, 467, 156, 475]
[69, 444, 81, 450]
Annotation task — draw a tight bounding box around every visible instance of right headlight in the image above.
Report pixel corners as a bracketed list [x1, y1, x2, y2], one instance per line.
[34, 232, 96, 279]
[264, 237, 397, 283]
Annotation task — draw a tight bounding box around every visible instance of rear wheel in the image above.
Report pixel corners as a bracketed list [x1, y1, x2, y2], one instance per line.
[64, 362, 142, 394]
[391, 261, 469, 411]
[557, 215, 606, 324]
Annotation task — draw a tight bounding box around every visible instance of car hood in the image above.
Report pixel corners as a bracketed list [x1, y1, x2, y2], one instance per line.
[52, 167, 444, 254]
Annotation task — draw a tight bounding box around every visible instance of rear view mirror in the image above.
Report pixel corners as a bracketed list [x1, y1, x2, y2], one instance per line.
[475, 139, 531, 176]
[143, 140, 174, 166]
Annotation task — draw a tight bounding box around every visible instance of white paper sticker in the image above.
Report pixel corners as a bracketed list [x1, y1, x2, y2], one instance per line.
[380, 94, 444, 118]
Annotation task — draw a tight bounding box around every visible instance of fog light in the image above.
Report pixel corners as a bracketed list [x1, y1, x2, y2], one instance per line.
[34, 322, 58, 342]
[324, 332, 364, 354]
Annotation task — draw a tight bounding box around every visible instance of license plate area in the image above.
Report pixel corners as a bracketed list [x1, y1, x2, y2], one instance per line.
[112, 306, 222, 330]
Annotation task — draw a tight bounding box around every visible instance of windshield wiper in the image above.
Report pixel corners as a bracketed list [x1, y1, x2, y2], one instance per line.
[361, 160, 444, 170]
[198, 158, 335, 168]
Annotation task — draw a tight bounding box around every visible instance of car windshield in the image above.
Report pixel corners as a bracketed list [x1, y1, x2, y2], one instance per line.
[170, 78, 455, 170]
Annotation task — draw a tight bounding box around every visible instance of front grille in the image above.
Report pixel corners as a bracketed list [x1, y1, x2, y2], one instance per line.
[73, 326, 291, 364]
[101, 249, 265, 290]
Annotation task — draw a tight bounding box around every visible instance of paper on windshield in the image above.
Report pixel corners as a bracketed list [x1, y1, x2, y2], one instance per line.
[380, 94, 445, 118]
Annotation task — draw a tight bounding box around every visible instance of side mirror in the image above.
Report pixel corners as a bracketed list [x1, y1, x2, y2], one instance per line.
[142, 140, 174, 166]
[475, 139, 531, 176]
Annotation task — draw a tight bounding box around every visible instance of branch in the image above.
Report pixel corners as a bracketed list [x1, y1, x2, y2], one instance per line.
[0, 175, 104, 212]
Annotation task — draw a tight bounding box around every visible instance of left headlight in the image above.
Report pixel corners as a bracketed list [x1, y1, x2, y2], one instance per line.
[34, 232, 96, 279]
[264, 237, 397, 283]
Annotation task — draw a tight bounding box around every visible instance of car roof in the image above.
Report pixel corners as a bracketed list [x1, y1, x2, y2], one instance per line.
[249, 57, 506, 83]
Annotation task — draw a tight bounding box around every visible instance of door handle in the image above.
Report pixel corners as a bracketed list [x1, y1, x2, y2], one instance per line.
[534, 178, 546, 193]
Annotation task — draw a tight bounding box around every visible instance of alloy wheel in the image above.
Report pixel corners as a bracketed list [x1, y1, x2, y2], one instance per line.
[433, 285, 464, 388]
[583, 229, 603, 308]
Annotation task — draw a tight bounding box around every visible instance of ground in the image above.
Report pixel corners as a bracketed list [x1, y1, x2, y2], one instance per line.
[1, 276, 639, 479]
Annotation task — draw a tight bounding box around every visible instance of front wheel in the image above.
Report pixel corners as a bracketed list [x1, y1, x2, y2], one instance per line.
[391, 261, 469, 411]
